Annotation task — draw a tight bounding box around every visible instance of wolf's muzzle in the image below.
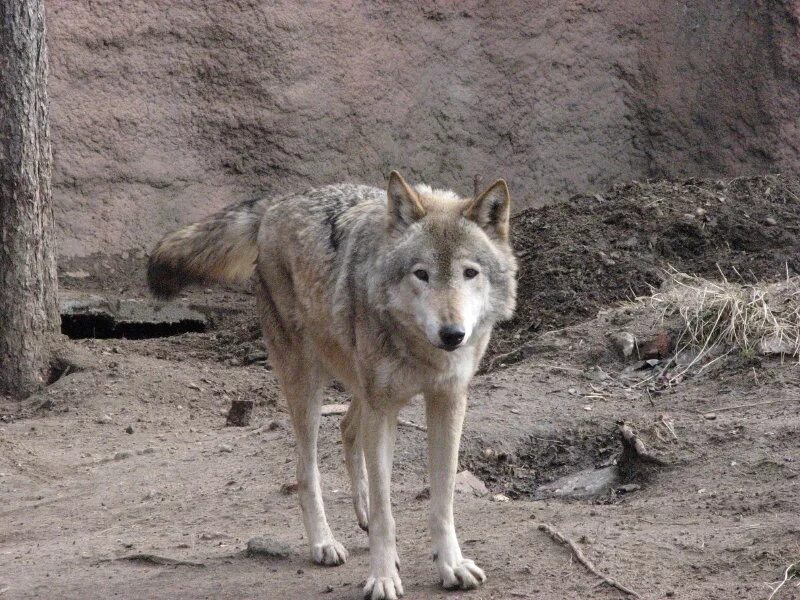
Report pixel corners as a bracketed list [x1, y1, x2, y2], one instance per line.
[438, 325, 465, 350]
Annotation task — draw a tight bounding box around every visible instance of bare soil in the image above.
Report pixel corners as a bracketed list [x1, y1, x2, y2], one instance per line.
[1, 176, 799, 599]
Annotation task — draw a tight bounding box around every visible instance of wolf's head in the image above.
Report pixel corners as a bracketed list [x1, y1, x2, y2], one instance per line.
[378, 171, 517, 352]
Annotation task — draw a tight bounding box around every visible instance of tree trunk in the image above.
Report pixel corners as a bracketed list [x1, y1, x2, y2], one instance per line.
[0, 0, 59, 397]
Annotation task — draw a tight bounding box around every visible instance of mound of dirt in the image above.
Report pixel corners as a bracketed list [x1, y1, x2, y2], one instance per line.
[490, 175, 800, 360]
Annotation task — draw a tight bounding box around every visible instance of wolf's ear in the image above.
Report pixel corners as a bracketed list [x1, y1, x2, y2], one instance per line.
[463, 179, 511, 241]
[387, 171, 426, 228]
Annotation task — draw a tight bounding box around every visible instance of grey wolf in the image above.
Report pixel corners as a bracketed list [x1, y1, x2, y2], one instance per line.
[147, 171, 517, 599]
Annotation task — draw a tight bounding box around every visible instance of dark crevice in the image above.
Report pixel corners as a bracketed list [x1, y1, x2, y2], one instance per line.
[60, 314, 207, 340]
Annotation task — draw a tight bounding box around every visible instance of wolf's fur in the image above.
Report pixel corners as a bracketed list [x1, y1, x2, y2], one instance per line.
[148, 172, 517, 599]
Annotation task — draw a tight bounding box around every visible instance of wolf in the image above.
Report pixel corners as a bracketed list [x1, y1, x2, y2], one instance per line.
[147, 171, 517, 599]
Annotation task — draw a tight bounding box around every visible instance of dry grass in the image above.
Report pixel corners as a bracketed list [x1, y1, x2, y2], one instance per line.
[641, 268, 800, 370]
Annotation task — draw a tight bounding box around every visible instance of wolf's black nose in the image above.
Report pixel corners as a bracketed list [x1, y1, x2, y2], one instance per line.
[439, 325, 465, 349]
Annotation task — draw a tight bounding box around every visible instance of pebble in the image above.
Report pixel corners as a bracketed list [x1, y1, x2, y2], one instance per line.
[609, 331, 636, 358]
[454, 470, 488, 497]
[764, 216, 777, 226]
[95, 414, 112, 424]
[246, 536, 291, 559]
[491, 493, 510, 503]
[617, 483, 641, 493]
[703, 413, 717, 420]
[219, 444, 234, 453]
[113, 451, 132, 461]
[125, 425, 134, 434]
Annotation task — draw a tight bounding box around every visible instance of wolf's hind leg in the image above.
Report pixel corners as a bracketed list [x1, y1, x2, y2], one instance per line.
[341, 397, 369, 531]
[281, 366, 348, 566]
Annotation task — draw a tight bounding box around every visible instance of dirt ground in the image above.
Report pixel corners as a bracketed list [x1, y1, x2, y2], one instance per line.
[1, 176, 799, 599]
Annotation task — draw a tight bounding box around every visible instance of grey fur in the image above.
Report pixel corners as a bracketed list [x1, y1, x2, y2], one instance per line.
[147, 173, 517, 599]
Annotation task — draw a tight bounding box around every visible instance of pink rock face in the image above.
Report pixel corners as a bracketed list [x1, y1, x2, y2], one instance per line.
[47, 1, 800, 257]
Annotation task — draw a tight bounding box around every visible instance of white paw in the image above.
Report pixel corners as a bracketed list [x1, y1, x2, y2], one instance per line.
[354, 487, 369, 532]
[363, 573, 404, 600]
[311, 540, 348, 566]
[436, 557, 486, 590]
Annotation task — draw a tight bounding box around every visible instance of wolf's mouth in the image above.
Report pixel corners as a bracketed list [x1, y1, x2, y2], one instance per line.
[437, 343, 462, 352]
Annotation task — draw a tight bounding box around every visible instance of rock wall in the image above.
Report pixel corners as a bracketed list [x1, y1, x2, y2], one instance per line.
[47, 1, 800, 256]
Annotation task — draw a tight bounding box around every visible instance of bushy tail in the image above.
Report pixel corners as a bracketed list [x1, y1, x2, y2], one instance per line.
[147, 197, 267, 300]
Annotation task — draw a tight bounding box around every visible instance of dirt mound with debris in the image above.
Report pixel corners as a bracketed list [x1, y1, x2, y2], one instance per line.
[490, 175, 800, 361]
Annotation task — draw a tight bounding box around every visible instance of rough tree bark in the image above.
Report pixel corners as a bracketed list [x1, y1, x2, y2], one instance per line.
[0, 0, 59, 397]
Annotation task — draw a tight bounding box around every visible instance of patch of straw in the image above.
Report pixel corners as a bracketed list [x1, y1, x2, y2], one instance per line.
[640, 268, 800, 376]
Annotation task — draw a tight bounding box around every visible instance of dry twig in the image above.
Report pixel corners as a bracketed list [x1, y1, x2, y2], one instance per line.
[100, 553, 206, 568]
[619, 422, 665, 466]
[704, 398, 792, 414]
[766, 562, 798, 600]
[537, 523, 643, 598]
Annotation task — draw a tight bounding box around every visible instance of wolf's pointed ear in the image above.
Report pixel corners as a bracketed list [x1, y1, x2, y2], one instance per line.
[464, 179, 511, 241]
[387, 170, 426, 228]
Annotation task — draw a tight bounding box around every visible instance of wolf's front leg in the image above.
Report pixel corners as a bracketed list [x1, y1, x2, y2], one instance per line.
[426, 392, 486, 590]
[361, 402, 403, 600]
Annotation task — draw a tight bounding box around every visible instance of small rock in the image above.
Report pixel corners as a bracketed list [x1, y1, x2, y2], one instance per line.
[95, 414, 113, 425]
[226, 399, 254, 427]
[482, 447, 496, 460]
[703, 413, 717, 420]
[764, 216, 777, 226]
[598, 251, 616, 267]
[324, 585, 334, 593]
[245, 350, 268, 364]
[125, 425, 134, 434]
[187, 382, 202, 391]
[113, 451, 132, 461]
[321, 404, 349, 416]
[280, 481, 299, 495]
[617, 483, 641, 494]
[415, 486, 431, 500]
[199, 532, 225, 541]
[585, 365, 611, 381]
[219, 444, 234, 453]
[246, 537, 291, 559]
[63, 270, 91, 279]
[639, 331, 673, 359]
[695, 207, 707, 217]
[454, 470, 488, 497]
[491, 493, 510, 503]
[609, 332, 636, 358]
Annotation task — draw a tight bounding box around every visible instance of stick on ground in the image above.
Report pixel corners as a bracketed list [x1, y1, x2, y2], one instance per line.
[619, 422, 666, 466]
[704, 398, 792, 414]
[537, 523, 643, 599]
[100, 553, 206, 568]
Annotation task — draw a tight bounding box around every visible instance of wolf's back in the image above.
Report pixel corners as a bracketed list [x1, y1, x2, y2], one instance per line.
[147, 197, 266, 300]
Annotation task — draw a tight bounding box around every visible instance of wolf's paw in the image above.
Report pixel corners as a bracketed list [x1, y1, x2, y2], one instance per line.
[354, 488, 369, 532]
[311, 540, 348, 566]
[363, 572, 404, 600]
[436, 557, 486, 590]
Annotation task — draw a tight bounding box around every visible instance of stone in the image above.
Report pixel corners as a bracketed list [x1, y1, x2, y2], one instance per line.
[246, 537, 291, 559]
[226, 400, 254, 427]
[609, 332, 635, 358]
[454, 470, 489, 496]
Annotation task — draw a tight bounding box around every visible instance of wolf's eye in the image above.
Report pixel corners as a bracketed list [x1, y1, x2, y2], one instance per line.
[413, 269, 429, 282]
[464, 268, 479, 279]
